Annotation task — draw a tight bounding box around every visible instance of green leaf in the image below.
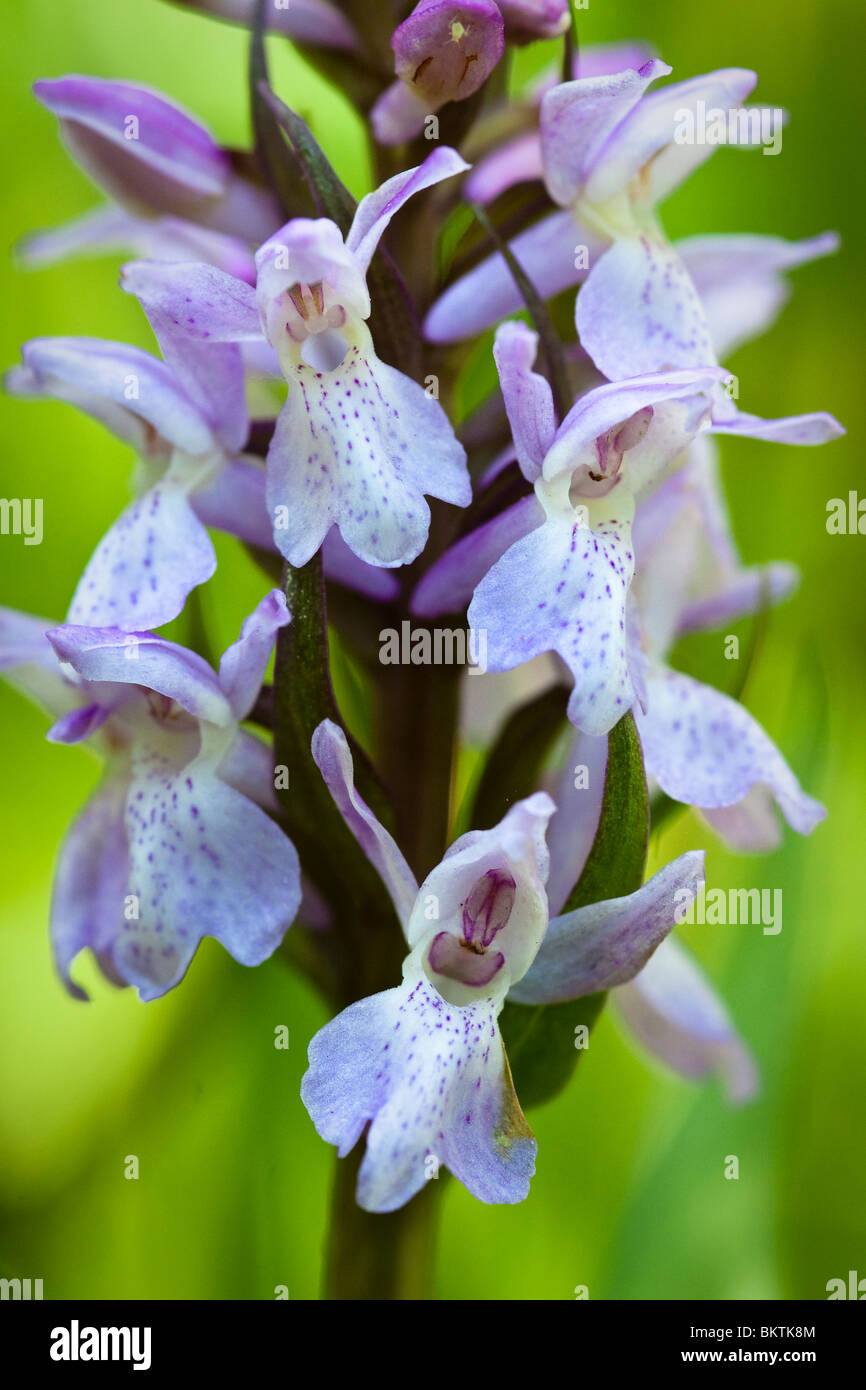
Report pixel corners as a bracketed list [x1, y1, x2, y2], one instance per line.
[273, 556, 402, 1002]
[501, 713, 649, 1108]
[468, 200, 573, 423]
[256, 80, 357, 233]
[500, 992, 606, 1110]
[248, 4, 311, 217]
[562, 712, 648, 911]
[257, 79, 421, 375]
[470, 683, 570, 829]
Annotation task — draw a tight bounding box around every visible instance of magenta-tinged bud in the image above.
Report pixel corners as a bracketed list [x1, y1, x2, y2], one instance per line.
[32, 76, 277, 242]
[462, 868, 517, 946]
[392, 0, 505, 106]
[33, 76, 229, 212]
[497, 0, 571, 43]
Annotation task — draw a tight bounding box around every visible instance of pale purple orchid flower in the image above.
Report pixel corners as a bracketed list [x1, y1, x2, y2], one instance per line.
[413, 322, 842, 735]
[300, 719, 704, 1211]
[542, 436, 824, 864]
[543, 732, 757, 1102]
[24, 75, 279, 270]
[372, 1, 572, 145]
[6, 334, 248, 630]
[415, 321, 730, 735]
[675, 231, 839, 362]
[614, 935, 758, 1101]
[120, 148, 472, 569]
[6, 335, 397, 629]
[0, 594, 300, 1002]
[372, 1, 505, 145]
[425, 59, 812, 349]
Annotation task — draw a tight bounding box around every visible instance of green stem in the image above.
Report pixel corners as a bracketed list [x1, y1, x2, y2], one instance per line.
[324, 1147, 445, 1300]
[273, 555, 402, 1002]
[324, 601, 462, 1299]
[376, 638, 461, 880]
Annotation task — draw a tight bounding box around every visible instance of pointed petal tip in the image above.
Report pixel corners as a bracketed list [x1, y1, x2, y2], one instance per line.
[58, 968, 91, 1003]
[721, 1041, 760, 1105]
[782, 790, 827, 836]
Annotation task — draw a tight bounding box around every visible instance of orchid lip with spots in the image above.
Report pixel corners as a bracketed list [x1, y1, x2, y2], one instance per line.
[301, 720, 706, 1211]
[0, 2, 847, 1301]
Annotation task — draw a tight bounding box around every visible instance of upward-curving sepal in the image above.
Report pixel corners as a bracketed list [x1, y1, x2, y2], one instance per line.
[312, 719, 419, 932]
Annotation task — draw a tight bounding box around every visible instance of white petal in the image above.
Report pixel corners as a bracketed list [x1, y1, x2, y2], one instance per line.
[577, 236, 717, 381]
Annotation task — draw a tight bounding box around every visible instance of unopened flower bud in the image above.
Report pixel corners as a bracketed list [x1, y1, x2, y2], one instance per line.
[392, 0, 505, 107]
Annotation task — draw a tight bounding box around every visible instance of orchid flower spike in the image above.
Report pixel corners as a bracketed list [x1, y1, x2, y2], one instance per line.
[300, 720, 704, 1211]
[121, 148, 472, 570]
[0, 594, 299, 1002]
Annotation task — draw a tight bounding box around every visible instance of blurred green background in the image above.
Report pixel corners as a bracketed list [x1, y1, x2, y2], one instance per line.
[0, 0, 863, 1300]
